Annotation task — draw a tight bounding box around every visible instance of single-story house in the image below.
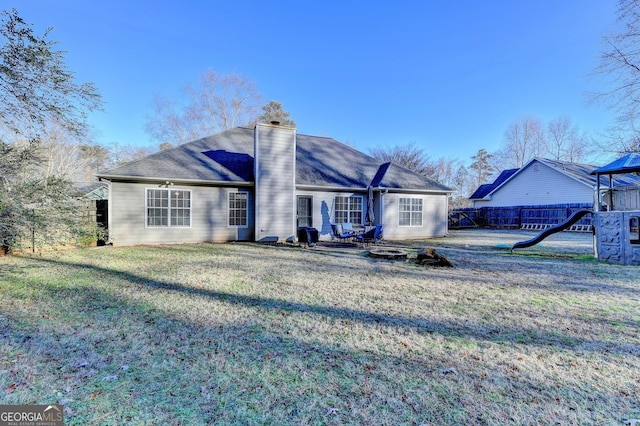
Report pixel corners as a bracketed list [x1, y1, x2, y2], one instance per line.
[97, 123, 453, 245]
[469, 157, 640, 209]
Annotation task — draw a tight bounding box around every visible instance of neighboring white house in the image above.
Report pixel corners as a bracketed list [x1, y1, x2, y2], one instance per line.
[469, 158, 640, 209]
[97, 123, 453, 245]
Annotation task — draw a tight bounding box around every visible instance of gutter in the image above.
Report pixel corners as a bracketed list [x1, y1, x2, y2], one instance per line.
[295, 184, 453, 194]
[97, 175, 254, 187]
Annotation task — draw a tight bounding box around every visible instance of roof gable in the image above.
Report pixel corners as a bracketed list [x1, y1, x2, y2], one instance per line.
[98, 127, 256, 183]
[98, 127, 452, 192]
[475, 158, 640, 201]
[375, 162, 451, 191]
[536, 158, 640, 188]
[74, 182, 108, 200]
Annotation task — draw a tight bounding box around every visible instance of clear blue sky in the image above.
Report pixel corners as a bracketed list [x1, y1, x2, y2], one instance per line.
[14, 0, 619, 163]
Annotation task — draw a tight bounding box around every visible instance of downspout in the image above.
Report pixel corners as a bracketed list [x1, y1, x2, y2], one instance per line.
[608, 173, 613, 210]
[380, 192, 384, 227]
[595, 173, 600, 212]
[594, 173, 600, 259]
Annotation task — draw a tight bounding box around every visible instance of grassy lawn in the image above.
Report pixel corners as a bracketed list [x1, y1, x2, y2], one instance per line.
[1, 231, 639, 425]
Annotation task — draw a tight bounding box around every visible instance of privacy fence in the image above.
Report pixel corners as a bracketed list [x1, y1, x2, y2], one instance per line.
[449, 203, 593, 230]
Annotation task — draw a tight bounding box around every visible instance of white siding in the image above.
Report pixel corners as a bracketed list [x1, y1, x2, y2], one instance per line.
[485, 163, 593, 207]
[254, 124, 297, 242]
[109, 182, 254, 245]
[295, 189, 368, 241]
[613, 187, 640, 211]
[295, 189, 448, 240]
[382, 193, 448, 239]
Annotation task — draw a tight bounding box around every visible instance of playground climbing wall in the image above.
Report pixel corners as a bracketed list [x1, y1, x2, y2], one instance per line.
[595, 211, 640, 266]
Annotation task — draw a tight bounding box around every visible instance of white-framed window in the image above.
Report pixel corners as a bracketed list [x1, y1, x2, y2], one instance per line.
[146, 189, 191, 227]
[399, 197, 423, 227]
[228, 191, 248, 227]
[335, 195, 363, 224]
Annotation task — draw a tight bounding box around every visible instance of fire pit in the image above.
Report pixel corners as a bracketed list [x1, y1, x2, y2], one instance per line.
[367, 248, 408, 260]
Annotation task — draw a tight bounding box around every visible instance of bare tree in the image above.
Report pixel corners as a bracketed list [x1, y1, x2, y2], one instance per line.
[494, 116, 547, 168]
[146, 70, 263, 144]
[78, 143, 111, 179]
[546, 116, 589, 162]
[105, 142, 154, 167]
[593, 0, 640, 153]
[451, 165, 473, 208]
[430, 157, 463, 189]
[369, 143, 436, 176]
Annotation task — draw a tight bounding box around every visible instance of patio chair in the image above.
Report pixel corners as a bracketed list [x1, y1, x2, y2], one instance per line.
[341, 222, 356, 233]
[355, 225, 383, 247]
[331, 224, 355, 243]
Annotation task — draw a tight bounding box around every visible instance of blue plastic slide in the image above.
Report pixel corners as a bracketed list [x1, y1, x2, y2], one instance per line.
[510, 210, 593, 253]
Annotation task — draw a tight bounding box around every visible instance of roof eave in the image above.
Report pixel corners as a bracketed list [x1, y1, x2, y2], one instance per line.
[296, 184, 453, 194]
[97, 174, 254, 187]
[296, 184, 368, 192]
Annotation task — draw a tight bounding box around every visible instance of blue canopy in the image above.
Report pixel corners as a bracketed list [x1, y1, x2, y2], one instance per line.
[591, 153, 640, 175]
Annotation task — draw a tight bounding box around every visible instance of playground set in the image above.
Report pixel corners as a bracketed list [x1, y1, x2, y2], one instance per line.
[512, 154, 640, 266]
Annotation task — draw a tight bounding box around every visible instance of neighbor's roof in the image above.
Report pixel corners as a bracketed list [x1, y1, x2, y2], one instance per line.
[469, 158, 640, 201]
[538, 158, 640, 187]
[468, 168, 518, 200]
[591, 153, 640, 175]
[97, 127, 452, 192]
[74, 182, 109, 200]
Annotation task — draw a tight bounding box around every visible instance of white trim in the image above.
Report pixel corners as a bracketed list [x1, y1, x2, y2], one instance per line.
[144, 187, 193, 228]
[398, 196, 423, 227]
[334, 194, 364, 225]
[296, 195, 314, 228]
[227, 190, 249, 229]
[98, 175, 253, 186]
[295, 184, 452, 194]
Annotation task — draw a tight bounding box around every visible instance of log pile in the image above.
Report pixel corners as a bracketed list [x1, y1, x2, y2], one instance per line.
[417, 247, 454, 267]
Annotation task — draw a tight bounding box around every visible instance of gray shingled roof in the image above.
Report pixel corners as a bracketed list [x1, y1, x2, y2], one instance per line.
[98, 127, 255, 182]
[74, 182, 109, 200]
[295, 133, 380, 187]
[98, 127, 452, 192]
[374, 162, 451, 190]
[469, 168, 518, 200]
[538, 158, 640, 187]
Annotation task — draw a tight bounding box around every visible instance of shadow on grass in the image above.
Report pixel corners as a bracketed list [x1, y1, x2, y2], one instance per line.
[2, 252, 638, 424]
[23, 254, 640, 357]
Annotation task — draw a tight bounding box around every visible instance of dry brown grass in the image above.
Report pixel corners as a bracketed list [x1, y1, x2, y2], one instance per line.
[1, 229, 639, 425]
